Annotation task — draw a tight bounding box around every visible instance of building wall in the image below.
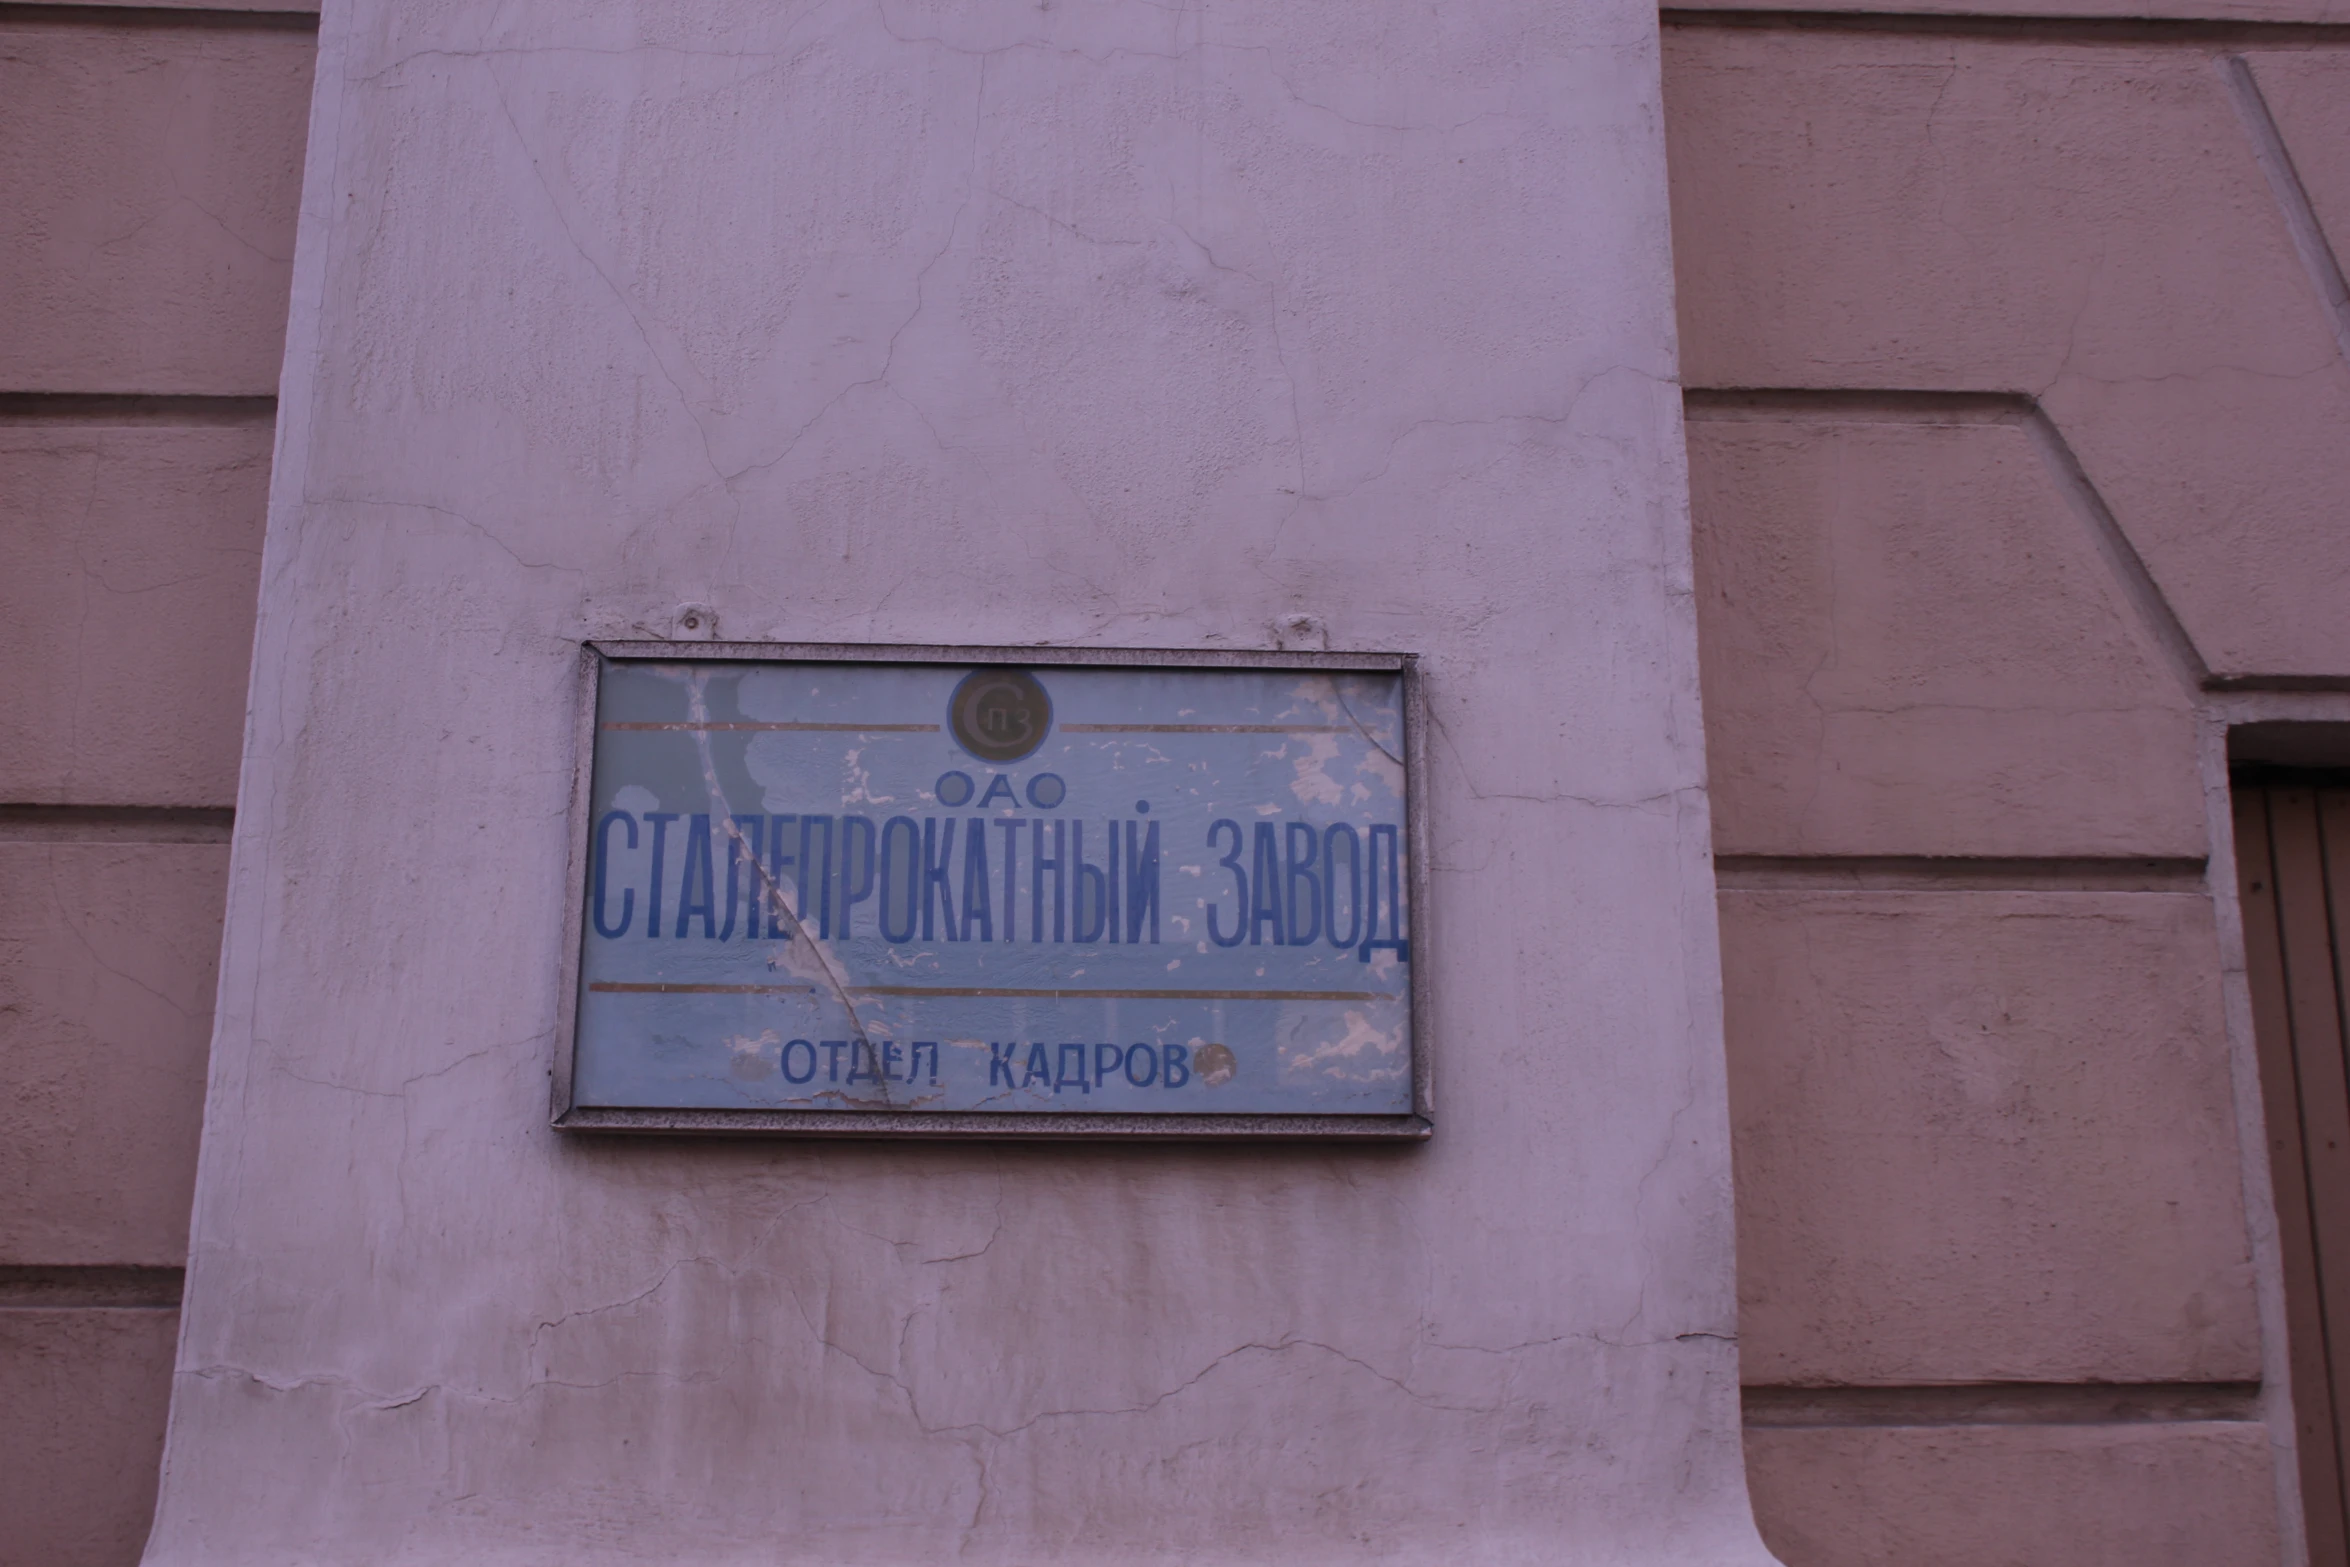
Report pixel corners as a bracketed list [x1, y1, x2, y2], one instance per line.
[0, 4, 312, 1564]
[4, 0, 2347, 1561]
[1664, 5, 2350, 1562]
[139, 0, 1775, 1560]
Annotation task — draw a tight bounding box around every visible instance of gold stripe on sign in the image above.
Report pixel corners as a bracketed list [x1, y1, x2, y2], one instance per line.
[601, 722, 939, 732]
[1059, 723, 1352, 734]
[843, 986, 1387, 1002]
[589, 983, 818, 994]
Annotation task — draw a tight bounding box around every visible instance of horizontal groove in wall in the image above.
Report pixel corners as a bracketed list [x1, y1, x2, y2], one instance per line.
[0, 1266, 184, 1309]
[0, 2, 316, 30]
[1685, 386, 2030, 422]
[1714, 854, 2208, 891]
[1744, 1381, 2263, 1427]
[0, 804, 235, 844]
[0, 393, 277, 427]
[2206, 672, 2350, 693]
[1663, 9, 2350, 45]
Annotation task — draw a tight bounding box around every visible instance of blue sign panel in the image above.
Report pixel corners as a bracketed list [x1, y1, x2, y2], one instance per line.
[565, 653, 1417, 1128]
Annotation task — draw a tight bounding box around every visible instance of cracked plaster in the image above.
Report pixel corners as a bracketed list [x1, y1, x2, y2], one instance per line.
[148, 0, 1775, 1561]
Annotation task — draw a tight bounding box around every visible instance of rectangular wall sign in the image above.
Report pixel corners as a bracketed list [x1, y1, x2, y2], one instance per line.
[555, 645, 1428, 1137]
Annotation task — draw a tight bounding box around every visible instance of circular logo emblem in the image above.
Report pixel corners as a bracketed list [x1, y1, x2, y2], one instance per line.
[949, 669, 1052, 764]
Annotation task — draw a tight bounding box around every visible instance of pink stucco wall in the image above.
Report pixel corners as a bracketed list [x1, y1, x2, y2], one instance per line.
[0, 8, 312, 1564]
[5, 0, 2350, 1563]
[1667, 8, 2350, 1562]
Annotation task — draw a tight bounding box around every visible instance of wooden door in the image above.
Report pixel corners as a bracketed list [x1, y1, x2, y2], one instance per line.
[2238, 782, 2350, 1567]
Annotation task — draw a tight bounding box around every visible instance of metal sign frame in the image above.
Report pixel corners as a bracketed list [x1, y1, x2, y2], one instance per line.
[551, 641, 1431, 1140]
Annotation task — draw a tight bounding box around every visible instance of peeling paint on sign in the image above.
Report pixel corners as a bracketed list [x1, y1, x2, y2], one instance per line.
[566, 653, 1417, 1125]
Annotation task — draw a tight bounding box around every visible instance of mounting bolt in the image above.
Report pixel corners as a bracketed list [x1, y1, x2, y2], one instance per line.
[1274, 613, 1329, 652]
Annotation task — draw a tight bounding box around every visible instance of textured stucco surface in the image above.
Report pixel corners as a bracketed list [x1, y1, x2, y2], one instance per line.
[0, 19, 312, 395]
[148, 0, 1773, 1562]
[1745, 1421, 2283, 1567]
[2248, 53, 2350, 268]
[1720, 888, 2259, 1386]
[1664, 34, 2350, 681]
[0, 1308, 180, 1567]
[54, 0, 320, 10]
[1687, 413, 2203, 860]
[0, 0, 2323, 1561]
[0, 425, 269, 808]
[1664, 14, 2340, 1561]
[0, 12, 306, 1562]
[1683, 0, 2348, 19]
[0, 843, 227, 1267]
